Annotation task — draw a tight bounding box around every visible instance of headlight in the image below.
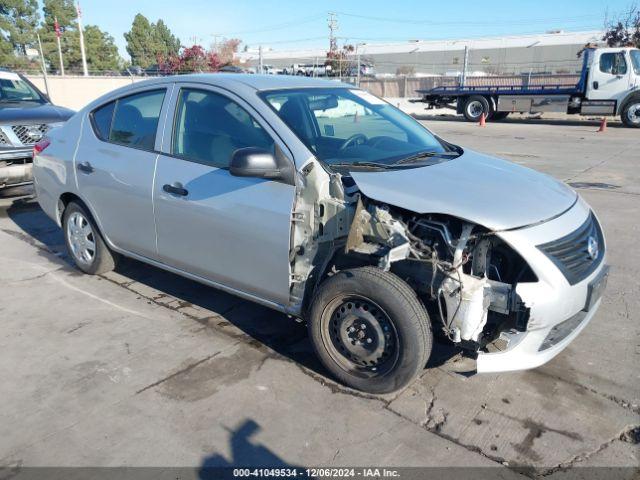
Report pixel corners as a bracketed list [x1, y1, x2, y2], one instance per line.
[47, 122, 65, 129]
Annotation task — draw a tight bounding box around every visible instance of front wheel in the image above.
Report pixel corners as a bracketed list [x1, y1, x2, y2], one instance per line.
[621, 99, 640, 128]
[307, 267, 432, 394]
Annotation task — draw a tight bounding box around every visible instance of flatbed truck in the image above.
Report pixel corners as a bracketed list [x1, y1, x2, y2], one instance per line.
[414, 47, 640, 127]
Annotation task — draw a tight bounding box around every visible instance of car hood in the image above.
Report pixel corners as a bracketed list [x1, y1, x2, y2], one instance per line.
[0, 102, 74, 124]
[349, 149, 577, 231]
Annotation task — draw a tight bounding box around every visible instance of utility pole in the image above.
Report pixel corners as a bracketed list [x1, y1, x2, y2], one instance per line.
[327, 12, 338, 54]
[356, 45, 361, 86]
[461, 45, 469, 87]
[76, 2, 88, 76]
[36, 33, 50, 98]
[54, 17, 64, 76]
[258, 45, 263, 74]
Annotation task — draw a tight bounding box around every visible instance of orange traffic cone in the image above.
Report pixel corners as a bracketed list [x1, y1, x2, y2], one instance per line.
[597, 117, 607, 132]
[479, 112, 486, 127]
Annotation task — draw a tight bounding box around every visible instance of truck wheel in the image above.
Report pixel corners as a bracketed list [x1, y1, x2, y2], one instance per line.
[307, 267, 432, 394]
[621, 99, 640, 128]
[463, 95, 491, 122]
[62, 201, 116, 275]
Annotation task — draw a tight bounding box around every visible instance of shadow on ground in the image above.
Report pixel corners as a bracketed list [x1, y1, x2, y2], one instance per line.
[198, 419, 311, 478]
[5, 196, 462, 381]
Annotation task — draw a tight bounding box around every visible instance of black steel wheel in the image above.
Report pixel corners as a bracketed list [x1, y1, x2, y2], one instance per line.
[308, 267, 432, 394]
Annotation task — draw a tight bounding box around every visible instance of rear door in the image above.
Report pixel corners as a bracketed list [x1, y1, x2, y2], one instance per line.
[75, 87, 170, 259]
[152, 83, 296, 305]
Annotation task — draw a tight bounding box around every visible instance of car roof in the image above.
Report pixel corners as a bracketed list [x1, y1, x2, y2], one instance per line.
[130, 73, 351, 92]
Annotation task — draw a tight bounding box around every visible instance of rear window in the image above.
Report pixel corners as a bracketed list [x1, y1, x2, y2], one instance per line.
[90, 89, 165, 151]
[91, 101, 115, 140]
[110, 90, 165, 150]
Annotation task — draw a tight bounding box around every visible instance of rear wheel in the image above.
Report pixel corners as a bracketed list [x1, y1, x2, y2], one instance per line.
[463, 95, 491, 122]
[621, 99, 640, 128]
[63, 201, 116, 275]
[308, 267, 432, 394]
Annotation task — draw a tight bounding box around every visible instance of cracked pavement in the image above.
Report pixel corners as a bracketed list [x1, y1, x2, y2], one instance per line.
[0, 118, 638, 477]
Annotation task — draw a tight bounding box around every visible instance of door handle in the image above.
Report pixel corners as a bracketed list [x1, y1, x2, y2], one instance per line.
[76, 161, 94, 173]
[592, 81, 599, 90]
[162, 182, 188, 197]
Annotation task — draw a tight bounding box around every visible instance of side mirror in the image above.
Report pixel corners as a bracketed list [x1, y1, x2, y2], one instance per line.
[230, 147, 282, 180]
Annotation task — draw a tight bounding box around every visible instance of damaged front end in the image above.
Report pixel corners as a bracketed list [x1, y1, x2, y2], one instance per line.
[288, 164, 537, 364]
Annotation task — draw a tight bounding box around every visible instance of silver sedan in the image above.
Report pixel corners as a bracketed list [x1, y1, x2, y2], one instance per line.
[33, 74, 608, 393]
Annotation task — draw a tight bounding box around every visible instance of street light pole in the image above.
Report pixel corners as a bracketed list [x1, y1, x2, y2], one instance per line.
[76, 2, 88, 76]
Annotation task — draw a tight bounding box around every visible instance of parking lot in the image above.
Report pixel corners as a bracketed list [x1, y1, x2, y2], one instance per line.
[1, 117, 638, 477]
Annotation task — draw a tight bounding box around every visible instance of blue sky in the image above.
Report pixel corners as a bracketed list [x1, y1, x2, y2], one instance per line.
[76, 0, 631, 59]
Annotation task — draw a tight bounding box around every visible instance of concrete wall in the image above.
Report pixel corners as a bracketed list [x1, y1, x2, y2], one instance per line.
[26, 75, 145, 111]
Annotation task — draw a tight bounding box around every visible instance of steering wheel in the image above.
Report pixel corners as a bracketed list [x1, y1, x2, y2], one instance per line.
[338, 133, 368, 151]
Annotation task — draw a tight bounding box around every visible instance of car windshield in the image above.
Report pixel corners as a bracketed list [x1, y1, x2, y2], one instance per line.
[631, 49, 640, 75]
[260, 87, 459, 171]
[0, 72, 45, 103]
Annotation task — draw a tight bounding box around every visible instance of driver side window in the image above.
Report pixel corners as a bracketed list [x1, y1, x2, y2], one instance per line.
[172, 88, 274, 168]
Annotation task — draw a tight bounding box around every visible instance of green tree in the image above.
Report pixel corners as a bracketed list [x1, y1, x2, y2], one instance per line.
[153, 19, 180, 58]
[83, 25, 121, 72]
[0, 0, 40, 56]
[38, 0, 79, 72]
[39, 0, 122, 74]
[124, 13, 157, 68]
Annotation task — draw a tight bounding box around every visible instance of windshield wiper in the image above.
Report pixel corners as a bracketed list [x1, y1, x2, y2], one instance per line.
[394, 150, 459, 165]
[329, 161, 399, 170]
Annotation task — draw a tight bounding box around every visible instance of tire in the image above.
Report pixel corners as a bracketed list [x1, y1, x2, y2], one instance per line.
[307, 267, 432, 394]
[463, 95, 491, 122]
[620, 98, 640, 128]
[62, 201, 116, 275]
[492, 111, 510, 121]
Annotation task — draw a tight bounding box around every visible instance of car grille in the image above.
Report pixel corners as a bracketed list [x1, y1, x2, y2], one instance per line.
[11, 124, 49, 146]
[537, 212, 604, 285]
[0, 130, 8, 145]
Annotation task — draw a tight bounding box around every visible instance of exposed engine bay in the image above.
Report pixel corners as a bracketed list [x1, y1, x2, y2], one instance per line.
[289, 161, 536, 354]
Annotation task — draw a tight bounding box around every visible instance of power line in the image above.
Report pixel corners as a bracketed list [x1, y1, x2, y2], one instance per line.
[332, 11, 605, 26]
[211, 13, 326, 37]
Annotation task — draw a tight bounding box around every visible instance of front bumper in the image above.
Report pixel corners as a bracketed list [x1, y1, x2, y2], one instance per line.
[477, 197, 608, 373]
[1, 149, 33, 188]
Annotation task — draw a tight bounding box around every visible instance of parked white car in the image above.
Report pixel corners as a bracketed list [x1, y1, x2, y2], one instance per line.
[33, 75, 608, 393]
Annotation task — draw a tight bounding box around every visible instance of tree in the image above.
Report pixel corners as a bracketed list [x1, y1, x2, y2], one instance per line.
[602, 3, 640, 48]
[83, 25, 121, 72]
[0, 0, 40, 56]
[124, 13, 155, 68]
[326, 43, 355, 77]
[154, 19, 180, 57]
[157, 44, 221, 74]
[124, 14, 181, 69]
[213, 37, 241, 65]
[38, 0, 80, 72]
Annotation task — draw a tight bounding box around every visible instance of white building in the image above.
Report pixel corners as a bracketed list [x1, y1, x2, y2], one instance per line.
[237, 30, 604, 76]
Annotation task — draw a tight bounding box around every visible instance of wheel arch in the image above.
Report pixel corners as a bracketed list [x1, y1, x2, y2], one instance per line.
[618, 91, 640, 114]
[57, 192, 112, 248]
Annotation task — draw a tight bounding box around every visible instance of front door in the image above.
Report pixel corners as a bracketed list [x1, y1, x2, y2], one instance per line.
[75, 87, 169, 259]
[587, 50, 632, 103]
[153, 85, 296, 305]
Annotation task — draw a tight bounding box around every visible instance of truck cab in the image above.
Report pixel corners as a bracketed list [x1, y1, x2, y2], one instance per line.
[582, 47, 640, 124]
